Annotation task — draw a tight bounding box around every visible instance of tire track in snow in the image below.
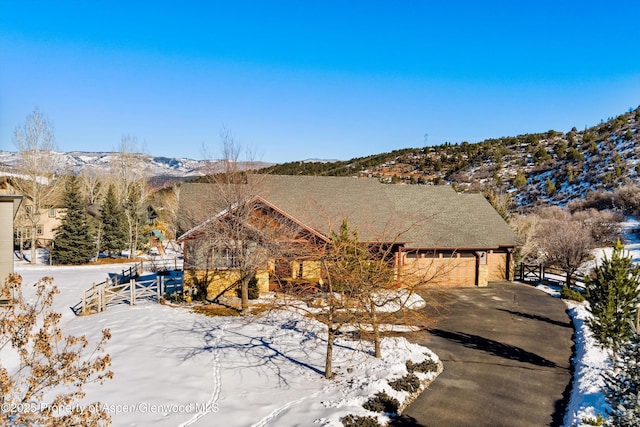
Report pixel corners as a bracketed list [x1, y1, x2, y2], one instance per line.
[179, 320, 227, 427]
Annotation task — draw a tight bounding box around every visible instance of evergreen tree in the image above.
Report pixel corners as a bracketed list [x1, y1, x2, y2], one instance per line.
[100, 184, 127, 256]
[585, 240, 640, 353]
[544, 178, 556, 196]
[603, 329, 640, 426]
[512, 170, 527, 189]
[52, 175, 95, 264]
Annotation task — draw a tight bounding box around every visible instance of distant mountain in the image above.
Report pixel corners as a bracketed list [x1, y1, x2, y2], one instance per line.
[263, 106, 640, 210]
[0, 151, 273, 189]
[3, 104, 639, 209]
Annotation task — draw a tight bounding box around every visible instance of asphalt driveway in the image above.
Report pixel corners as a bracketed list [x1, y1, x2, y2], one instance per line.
[395, 281, 573, 427]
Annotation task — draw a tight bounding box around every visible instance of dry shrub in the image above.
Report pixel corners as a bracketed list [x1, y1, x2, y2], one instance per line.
[0, 274, 113, 426]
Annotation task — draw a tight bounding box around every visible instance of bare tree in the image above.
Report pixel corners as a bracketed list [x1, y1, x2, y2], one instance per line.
[536, 216, 594, 288]
[79, 166, 107, 207]
[148, 185, 179, 240]
[0, 274, 112, 425]
[510, 213, 542, 264]
[79, 167, 109, 258]
[267, 216, 451, 378]
[179, 129, 271, 314]
[12, 107, 59, 263]
[110, 135, 149, 258]
[520, 206, 621, 287]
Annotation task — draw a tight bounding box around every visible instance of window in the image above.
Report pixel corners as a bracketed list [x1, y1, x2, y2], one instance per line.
[17, 227, 32, 239]
[36, 225, 43, 235]
[211, 246, 241, 269]
[208, 241, 257, 269]
[48, 208, 56, 218]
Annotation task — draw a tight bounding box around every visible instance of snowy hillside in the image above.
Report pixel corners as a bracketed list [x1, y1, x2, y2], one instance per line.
[264, 106, 640, 210]
[0, 151, 272, 186]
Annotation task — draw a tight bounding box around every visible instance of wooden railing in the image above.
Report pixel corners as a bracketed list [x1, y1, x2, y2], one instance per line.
[515, 263, 586, 290]
[77, 275, 167, 316]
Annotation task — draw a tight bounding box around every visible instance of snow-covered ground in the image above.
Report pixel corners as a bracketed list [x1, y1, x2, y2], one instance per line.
[9, 261, 439, 426]
[10, 218, 640, 426]
[535, 279, 610, 426]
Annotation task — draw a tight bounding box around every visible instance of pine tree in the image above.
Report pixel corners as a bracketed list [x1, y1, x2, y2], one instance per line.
[585, 240, 640, 353]
[544, 178, 556, 196]
[100, 184, 127, 256]
[512, 170, 527, 189]
[52, 175, 95, 264]
[603, 330, 640, 426]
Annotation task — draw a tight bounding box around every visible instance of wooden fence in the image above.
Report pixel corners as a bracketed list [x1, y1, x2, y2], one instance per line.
[515, 263, 586, 289]
[78, 276, 167, 316]
[108, 264, 141, 285]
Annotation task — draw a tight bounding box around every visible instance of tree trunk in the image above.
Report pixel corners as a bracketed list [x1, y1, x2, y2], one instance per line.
[240, 275, 249, 315]
[323, 259, 335, 378]
[371, 300, 381, 358]
[325, 325, 335, 379]
[95, 224, 102, 260]
[30, 225, 36, 264]
[19, 233, 24, 261]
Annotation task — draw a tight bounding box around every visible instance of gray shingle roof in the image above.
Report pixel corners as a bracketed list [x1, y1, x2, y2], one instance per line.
[179, 175, 518, 249]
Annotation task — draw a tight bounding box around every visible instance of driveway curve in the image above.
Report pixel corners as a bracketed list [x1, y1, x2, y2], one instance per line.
[395, 281, 573, 427]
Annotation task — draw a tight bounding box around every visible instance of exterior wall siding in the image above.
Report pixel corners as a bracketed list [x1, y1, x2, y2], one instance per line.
[290, 260, 322, 281]
[183, 245, 514, 296]
[184, 269, 270, 300]
[0, 202, 13, 283]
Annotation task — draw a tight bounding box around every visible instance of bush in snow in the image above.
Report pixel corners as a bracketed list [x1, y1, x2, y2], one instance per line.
[362, 391, 400, 414]
[389, 373, 421, 393]
[341, 414, 382, 427]
[406, 358, 439, 374]
[560, 286, 585, 302]
[581, 413, 606, 425]
[603, 331, 640, 426]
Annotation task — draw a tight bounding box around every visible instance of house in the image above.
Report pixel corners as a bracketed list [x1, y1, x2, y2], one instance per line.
[177, 175, 519, 299]
[14, 205, 64, 249]
[0, 176, 63, 249]
[0, 195, 23, 299]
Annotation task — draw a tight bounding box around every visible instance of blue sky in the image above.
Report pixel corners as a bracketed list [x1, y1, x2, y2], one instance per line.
[1, 1, 639, 163]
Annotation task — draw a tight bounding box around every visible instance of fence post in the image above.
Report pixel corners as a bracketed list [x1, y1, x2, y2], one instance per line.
[82, 290, 87, 315]
[518, 263, 523, 281]
[158, 276, 164, 301]
[539, 265, 543, 283]
[130, 279, 136, 305]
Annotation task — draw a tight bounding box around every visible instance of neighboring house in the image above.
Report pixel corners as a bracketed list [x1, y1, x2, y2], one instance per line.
[14, 205, 64, 248]
[0, 195, 22, 296]
[0, 176, 63, 249]
[177, 175, 519, 299]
